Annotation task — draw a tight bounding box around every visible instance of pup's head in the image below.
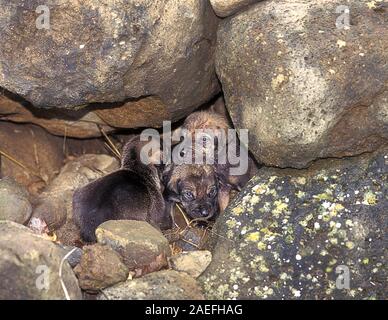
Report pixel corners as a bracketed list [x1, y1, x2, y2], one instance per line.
[163, 164, 220, 220]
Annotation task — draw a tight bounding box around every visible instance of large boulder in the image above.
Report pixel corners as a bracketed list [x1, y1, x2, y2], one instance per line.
[0, 0, 219, 121]
[0, 221, 82, 299]
[0, 94, 113, 138]
[0, 93, 180, 138]
[200, 147, 387, 299]
[216, 0, 388, 168]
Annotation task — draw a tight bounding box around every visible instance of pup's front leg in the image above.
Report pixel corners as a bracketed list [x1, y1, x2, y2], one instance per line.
[163, 200, 176, 228]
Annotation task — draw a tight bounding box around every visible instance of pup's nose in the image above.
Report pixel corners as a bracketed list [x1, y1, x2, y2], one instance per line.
[200, 208, 208, 217]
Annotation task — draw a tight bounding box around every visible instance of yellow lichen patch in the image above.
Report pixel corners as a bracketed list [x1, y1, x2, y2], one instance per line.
[259, 264, 270, 273]
[269, 176, 278, 183]
[232, 206, 244, 215]
[299, 213, 314, 227]
[316, 173, 328, 182]
[242, 195, 252, 204]
[325, 267, 333, 273]
[271, 74, 287, 89]
[257, 242, 267, 250]
[334, 203, 344, 211]
[366, 1, 377, 9]
[329, 238, 338, 245]
[250, 195, 260, 205]
[285, 234, 294, 244]
[329, 203, 344, 217]
[314, 192, 333, 201]
[260, 227, 280, 242]
[296, 190, 306, 199]
[246, 232, 260, 242]
[252, 183, 267, 195]
[269, 221, 279, 229]
[329, 258, 337, 266]
[226, 219, 237, 229]
[346, 241, 355, 250]
[267, 188, 278, 197]
[280, 272, 291, 281]
[296, 177, 306, 185]
[259, 202, 271, 213]
[273, 200, 288, 216]
[345, 219, 354, 227]
[336, 40, 346, 48]
[362, 258, 370, 265]
[362, 191, 377, 205]
[254, 219, 263, 226]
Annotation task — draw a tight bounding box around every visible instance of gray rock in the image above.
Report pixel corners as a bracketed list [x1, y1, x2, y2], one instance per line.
[0, 221, 82, 300]
[216, 0, 388, 168]
[0, 178, 32, 224]
[99, 270, 204, 300]
[58, 245, 83, 269]
[169, 250, 212, 278]
[96, 220, 171, 274]
[0, 0, 219, 119]
[0, 94, 114, 138]
[200, 148, 387, 299]
[74, 244, 129, 291]
[210, 0, 261, 17]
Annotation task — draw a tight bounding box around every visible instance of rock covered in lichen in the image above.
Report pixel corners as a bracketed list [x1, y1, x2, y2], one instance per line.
[200, 148, 387, 299]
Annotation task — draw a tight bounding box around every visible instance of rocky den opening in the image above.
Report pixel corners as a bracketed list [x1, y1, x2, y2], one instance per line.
[0, 0, 386, 300]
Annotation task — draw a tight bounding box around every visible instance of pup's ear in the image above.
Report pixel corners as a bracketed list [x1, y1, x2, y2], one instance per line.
[122, 135, 163, 168]
[73, 169, 135, 242]
[218, 185, 231, 213]
[162, 164, 181, 202]
[215, 165, 232, 213]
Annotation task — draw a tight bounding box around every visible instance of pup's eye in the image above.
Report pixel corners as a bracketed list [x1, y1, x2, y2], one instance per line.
[182, 191, 195, 201]
[208, 187, 217, 198]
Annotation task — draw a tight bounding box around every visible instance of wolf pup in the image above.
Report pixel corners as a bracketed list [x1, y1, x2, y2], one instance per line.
[73, 136, 172, 242]
[163, 110, 255, 220]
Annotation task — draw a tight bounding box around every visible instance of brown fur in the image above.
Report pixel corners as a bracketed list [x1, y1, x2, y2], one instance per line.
[163, 164, 219, 220]
[164, 110, 256, 219]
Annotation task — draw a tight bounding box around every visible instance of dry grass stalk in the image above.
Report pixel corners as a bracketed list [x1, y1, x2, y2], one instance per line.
[98, 125, 121, 159]
[0, 149, 43, 180]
